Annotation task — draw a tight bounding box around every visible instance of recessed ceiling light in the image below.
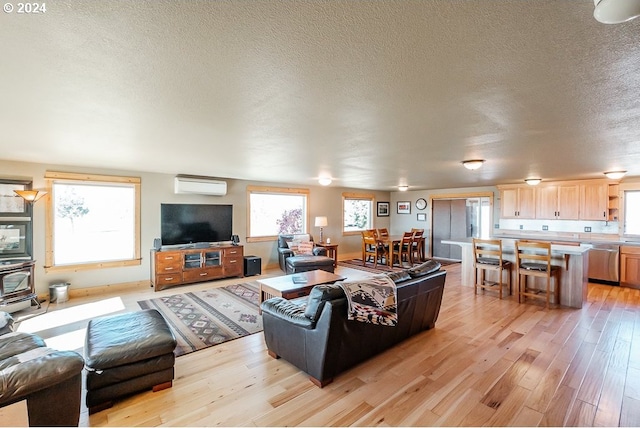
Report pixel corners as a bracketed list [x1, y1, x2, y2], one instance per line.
[398, 185, 409, 191]
[462, 159, 485, 170]
[604, 171, 626, 179]
[524, 178, 542, 186]
[318, 177, 332, 186]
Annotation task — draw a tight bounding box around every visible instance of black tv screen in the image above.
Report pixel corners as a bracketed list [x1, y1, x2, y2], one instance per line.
[161, 204, 233, 246]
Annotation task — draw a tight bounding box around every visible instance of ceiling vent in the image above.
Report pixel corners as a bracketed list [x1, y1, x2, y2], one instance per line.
[174, 175, 227, 196]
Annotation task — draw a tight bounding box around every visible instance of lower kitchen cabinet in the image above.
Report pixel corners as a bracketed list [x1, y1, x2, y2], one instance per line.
[620, 245, 640, 289]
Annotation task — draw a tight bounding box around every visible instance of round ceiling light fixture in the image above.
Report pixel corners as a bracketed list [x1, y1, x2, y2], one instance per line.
[462, 159, 485, 170]
[398, 185, 409, 192]
[594, 0, 640, 24]
[524, 178, 542, 186]
[318, 177, 332, 186]
[604, 171, 627, 179]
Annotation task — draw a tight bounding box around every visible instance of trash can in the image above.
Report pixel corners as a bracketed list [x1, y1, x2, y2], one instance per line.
[49, 283, 70, 303]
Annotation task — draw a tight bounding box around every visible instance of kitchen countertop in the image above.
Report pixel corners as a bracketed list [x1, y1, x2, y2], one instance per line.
[493, 232, 640, 246]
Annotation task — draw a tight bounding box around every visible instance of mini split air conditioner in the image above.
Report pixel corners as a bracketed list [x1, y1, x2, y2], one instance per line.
[174, 175, 227, 196]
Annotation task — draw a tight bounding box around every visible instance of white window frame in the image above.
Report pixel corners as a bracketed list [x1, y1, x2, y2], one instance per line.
[342, 192, 374, 236]
[44, 171, 141, 272]
[621, 184, 640, 238]
[246, 186, 310, 243]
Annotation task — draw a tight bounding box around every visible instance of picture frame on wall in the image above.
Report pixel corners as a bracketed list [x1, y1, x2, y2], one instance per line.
[417, 213, 427, 222]
[0, 221, 32, 257]
[397, 201, 411, 214]
[0, 180, 30, 217]
[377, 202, 390, 217]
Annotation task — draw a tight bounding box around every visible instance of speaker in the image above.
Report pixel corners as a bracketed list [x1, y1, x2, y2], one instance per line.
[153, 238, 162, 250]
[231, 234, 240, 245]
[244, 256, 261, 276]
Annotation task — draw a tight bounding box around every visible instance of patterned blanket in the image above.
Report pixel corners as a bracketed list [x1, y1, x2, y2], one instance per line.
[337, 274, 397, 326]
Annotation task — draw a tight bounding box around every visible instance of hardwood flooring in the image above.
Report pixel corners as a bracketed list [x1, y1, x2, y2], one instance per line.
[3, 263, 640, 427]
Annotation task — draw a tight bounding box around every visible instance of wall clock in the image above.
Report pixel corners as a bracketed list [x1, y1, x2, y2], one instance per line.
[416, 198, 427, 210]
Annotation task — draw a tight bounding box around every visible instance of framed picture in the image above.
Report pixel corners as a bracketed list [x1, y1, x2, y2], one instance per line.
[417, 213, 427, 222]
[377, 202, 390, 217]
[0, 221, 32, 257]
[397, 201, 411, 214]
[0, 179, 31, 217]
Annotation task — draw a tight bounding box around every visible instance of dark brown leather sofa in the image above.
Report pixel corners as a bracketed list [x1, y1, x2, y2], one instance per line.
[0, 311, 84, 426]
[260, 261, 446, 386]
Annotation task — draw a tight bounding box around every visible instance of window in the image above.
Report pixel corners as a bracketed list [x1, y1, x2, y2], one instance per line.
[624, 190, 640, 236]
[343, 192, 374, 234]
[247, 186, 309, 242]
[45, 172, 141, 271]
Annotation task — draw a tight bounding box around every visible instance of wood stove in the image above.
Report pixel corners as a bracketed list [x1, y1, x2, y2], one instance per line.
[0, 259, 39, 308]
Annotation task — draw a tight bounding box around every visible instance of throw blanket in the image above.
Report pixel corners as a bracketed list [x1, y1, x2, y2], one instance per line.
[337, 274, 397, 326]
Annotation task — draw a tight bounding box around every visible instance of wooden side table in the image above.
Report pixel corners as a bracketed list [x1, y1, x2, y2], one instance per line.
[315, 242, 338, 267]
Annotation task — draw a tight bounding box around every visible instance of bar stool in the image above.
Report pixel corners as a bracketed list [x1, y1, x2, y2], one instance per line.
[472, 238, 512, 299]
[515, 240, 560, 309]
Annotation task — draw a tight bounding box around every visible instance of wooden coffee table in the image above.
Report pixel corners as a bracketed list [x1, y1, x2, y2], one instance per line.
[257, 269, 346, 312]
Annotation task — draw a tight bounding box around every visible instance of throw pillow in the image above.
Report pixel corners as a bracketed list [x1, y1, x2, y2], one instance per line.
[408, 259, 441, 278]
[297, 241, 314, 255]
[286, 240, 299, 252]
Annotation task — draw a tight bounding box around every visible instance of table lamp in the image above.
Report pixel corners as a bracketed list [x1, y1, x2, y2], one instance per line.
[314, 216, 328, 243]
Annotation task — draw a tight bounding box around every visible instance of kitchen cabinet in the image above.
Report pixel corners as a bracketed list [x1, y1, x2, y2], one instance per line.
[536, 184, 580, 220]
[620, 245, 640, 289]
[608, 184, 620, 221]
[580, 182, 608, 220]
[499, 186, 536, 219]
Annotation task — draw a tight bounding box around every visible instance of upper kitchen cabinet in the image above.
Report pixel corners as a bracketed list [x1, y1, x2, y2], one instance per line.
[499, 185, 536, 219]
[579, 181, 609, 221]
[536, 183, 580, 220]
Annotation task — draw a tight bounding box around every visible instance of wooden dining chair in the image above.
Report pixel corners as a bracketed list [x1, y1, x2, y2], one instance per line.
[515, 240, 560, 309]
[391, 232, 413, 267]
[410, 228, 425, 264]
[377, 228, 389, 238]
[362, 230, 385, 267]
[473, 238, 512, 299]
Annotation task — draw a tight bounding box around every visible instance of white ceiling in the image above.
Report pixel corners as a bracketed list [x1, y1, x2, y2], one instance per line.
[1, 1, 639, 191]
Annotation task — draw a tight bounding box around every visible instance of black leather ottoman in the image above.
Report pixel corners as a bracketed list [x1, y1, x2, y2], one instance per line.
[285, 255, 335, 274]
[84, 309, 177, 414]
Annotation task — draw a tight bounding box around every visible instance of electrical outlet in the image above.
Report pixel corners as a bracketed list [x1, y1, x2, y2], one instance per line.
[542, 225, 548, 231]
[584, 226, 592, 232]
[519, 225, 523, 230]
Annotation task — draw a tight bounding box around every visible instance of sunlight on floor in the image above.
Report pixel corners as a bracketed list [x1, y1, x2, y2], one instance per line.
[17, 297, 126, 343]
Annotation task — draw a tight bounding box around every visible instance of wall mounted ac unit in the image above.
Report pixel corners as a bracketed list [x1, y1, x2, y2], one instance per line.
[174, 175, 227, 196]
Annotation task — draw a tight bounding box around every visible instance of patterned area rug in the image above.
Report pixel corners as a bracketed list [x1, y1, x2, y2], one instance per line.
[338, 259, 414, 274]
[338, 258, 460, 274]
[138, 282, 262, 357]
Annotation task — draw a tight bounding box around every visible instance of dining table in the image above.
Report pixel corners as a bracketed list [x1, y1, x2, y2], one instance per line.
[378, 234, 426, 266]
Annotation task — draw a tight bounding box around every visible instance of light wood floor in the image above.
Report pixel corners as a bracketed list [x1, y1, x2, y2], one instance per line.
[4, 263, 640, 427]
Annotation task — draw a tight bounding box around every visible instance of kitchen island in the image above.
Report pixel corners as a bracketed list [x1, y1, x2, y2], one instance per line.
[443, 238, 591, 308]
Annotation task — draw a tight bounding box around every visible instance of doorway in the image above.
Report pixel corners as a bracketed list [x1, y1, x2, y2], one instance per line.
[431, 196, 492, 260]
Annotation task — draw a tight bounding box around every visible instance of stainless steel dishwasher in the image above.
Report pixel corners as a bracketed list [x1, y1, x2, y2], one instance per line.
[588, 243, 620, 284]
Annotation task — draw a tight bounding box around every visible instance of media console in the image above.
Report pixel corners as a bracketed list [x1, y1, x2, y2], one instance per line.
[150, 244, 244, 291]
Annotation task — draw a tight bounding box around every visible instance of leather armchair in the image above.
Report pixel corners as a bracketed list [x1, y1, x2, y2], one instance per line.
[0, 311, 84, 426]
[277, 234, 328, 272]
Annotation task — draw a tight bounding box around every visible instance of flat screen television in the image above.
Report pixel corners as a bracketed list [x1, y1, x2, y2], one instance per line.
[161, 203, 233, 246]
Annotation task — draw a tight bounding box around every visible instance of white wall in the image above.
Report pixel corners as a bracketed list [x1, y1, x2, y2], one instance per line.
[0, 159, 390, 295]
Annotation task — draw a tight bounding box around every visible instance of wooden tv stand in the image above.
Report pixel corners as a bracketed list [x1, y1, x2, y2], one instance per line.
[150, 245, 244, 291]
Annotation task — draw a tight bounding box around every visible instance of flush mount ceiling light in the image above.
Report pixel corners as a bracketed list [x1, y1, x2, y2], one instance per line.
[604, 171, 627, 179]
[318, 177, 332, 186]
[524, 178, 542, 186]
[594, 0, 640, 23]
[462, 159, 485, 170]
[398, 185, 409, 191]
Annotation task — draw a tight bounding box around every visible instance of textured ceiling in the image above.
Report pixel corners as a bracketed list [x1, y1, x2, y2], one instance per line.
[1, 0, 639, 190]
